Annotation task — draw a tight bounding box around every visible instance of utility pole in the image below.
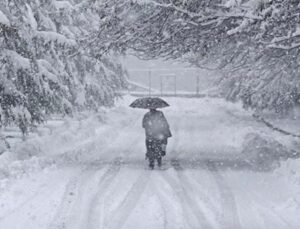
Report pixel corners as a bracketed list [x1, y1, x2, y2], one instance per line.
[148, 69, 152, 96]
[160, 74, 177, 97]
[174, 75, 177, 97]
[196, 74, 200, 96]
[160, 75, 163, 96]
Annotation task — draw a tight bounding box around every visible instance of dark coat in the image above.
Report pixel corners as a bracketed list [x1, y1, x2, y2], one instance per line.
[142, 110, 172, 140]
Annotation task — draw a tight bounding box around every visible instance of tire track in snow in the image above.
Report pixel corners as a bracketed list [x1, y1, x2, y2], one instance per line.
[205, 161, 242, 229]
[152, 175, 182, 229]
[163, 112, 214, 229]
[48, 157, 124, 229]
[171, 159, 220, 222]
[176, 115, 223, 226]
[159, 169, 214, 229]
[153, 185, 168, 229]
[105, 169, 151, 229]
[48, 113, 142, 229]
[48, 168, 92, 229]
[48, 139, 135, 229]
[170, 106, 240, 229]
[86, 157, 124, 229]
[165, 113, 204, 229]
[168, 112, 218, 228]
[87, 133, 143, 229]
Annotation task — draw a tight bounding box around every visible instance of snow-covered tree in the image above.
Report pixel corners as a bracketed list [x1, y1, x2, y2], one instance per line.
[209, 0, 300, 113]
[0, 0, 126, 133]
[95, 0, 300, 113]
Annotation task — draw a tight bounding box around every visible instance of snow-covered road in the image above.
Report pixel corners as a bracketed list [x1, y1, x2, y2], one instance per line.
[0, 96, 300, 229]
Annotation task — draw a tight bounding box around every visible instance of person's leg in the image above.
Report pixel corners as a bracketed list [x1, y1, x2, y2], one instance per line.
[147, 139, 155, 169]
[162, 138, 168, 145]
[149, 157, 155, 169]
[145, 139, 151, 159]
[161, 138, 168, 156]
[157, 156, 162, 167]
[153, 139, 161, 166]
[151, 139, 163, 167]
[157, 139, 165, 166]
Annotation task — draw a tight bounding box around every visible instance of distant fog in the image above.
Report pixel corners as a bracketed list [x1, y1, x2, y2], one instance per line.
[122, 56, 219, 93]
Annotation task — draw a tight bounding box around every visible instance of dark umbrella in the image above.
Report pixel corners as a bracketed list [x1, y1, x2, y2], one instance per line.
[130, 97, 169, 109]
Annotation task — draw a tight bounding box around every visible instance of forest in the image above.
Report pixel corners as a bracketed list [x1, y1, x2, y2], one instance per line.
[96, 0, 300, 113]
[1, 0, 300, 132]
[0, 0, 126, 133]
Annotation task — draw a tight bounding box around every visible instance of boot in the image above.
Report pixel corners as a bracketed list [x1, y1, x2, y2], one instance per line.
[157, 157, 162, 167]
[149, 158, 155, 170]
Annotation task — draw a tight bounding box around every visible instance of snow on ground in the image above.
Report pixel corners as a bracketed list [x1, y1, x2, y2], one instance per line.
[0, 95, 300, 229]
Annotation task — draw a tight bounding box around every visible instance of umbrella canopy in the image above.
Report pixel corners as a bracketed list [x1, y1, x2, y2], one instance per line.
[130, 97, 169, 109]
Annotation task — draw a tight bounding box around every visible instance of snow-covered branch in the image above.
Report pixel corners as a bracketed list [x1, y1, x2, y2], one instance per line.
[0, 0, 127, 133]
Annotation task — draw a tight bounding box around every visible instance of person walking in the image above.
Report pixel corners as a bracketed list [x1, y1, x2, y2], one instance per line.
[142, 108, 172, 169]
[130, 97, 172, 169]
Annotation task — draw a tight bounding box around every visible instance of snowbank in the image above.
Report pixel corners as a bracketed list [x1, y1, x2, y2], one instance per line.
[0, 98, 136, 188]
[241, 133, 293, 169]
